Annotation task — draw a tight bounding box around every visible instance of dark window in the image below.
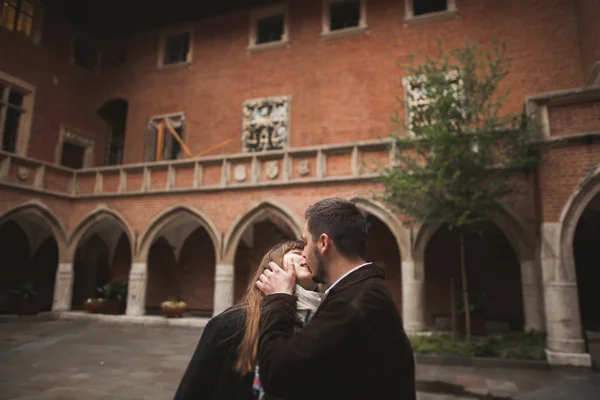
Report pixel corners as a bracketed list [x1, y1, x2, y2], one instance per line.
[413, 0, 448, 16]
[73, 35, 98, 72]
[8, 90, 23, 106]
[163, 32, 190, 65]
[1, 86, 26, 153]
[114, 49, 127, 66]
[60, 141, 85, 169]
[2, 108, 20, 152]
[256, 14, 284, 44]
[145, 116, 185, 161]
[1, 0, 34, 37]
[330, 0, 360, 30]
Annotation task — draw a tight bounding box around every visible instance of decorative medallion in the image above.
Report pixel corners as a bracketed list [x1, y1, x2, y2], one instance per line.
[17, 167, 30, 181]
[298, 159, 310, 176]
[234, 165, 247, 182]
[265, 160, 280, 180]
[242, 96, 290, 152]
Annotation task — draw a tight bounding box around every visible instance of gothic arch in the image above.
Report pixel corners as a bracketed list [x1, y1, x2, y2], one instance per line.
[0, 200, 67, 259]
[413, 202, 535, 263]
[68, 206, 135, 263]
[223, 199, 303, 264]
[137, 205, 221, 263]
[349, 195, 411, 260]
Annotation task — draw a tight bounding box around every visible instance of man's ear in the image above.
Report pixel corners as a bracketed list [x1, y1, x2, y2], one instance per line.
[319, 233, 331, 254]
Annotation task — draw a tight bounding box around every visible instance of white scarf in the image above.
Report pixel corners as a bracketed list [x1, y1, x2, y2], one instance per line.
[295, 284, 323, 327]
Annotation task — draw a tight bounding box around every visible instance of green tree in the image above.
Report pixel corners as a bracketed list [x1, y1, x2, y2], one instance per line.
[379, 41, 539, 340]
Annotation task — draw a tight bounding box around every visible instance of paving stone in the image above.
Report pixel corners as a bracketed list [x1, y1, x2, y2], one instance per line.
[0, 319, 596, 400]
[487, 379, 519, 392]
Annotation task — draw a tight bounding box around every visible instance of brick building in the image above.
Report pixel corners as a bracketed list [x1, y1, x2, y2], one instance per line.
[0, 0, 599, 367]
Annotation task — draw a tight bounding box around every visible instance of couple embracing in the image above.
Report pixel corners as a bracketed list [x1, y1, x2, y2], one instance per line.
[175, 197, 416, 400]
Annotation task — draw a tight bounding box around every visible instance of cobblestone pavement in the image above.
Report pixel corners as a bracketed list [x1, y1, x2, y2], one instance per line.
[0, 318, 597, 400]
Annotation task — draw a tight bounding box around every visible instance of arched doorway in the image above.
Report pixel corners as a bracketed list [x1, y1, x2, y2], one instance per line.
[98, 98, 128, 166]
[424, 222, 524, 333]
[233, 216, 298, 302]
[70, 212, 132, 310]
[366, 214, 402, 312]
[573, 194, 600, 365]
[141, 208, 218, 316]
[0, 210, 61, 313]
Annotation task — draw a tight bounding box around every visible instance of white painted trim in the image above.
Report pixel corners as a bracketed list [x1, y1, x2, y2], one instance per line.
[157, 27, 194, 69]
[0, 70, 36, 156]
[321, 0, 367, 38]
[404, 0, 457, 26]
[54, 125, 95, 168]
[248, 2, 290, 51]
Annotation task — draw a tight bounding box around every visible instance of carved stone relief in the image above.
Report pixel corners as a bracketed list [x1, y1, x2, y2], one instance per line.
[242, 96, 290, 152]
[265, 160, 279, 180]
[298, 159, 310, 176]
[234, 165, 247, 182]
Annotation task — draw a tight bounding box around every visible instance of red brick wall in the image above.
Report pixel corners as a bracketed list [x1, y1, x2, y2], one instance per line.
[178, 227, 216, 313]
[424, 223, 524, 330]
[0, 8, 108, 165]
[548, 102, 600, 137]
[366, 216, 402, 311]
[539, 142, 600, 222]
[574, 0, 600, 81]
[98, 0, 584, 164]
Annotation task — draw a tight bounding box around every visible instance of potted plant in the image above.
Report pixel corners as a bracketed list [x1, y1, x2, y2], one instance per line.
[9, 281, 39, 315]
[96, 281, 128, 315]
[161, 299, 187, 318]
[84, 297, 105, 313]
[457, 293, 490, 336]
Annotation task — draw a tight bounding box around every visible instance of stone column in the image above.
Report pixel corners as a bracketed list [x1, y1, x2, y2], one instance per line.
[540, 223, 591, 367]
[213, 263, 234, 317]
[52, 262, 74, 311]
[126, 262, 148, 316]
[402, 260, 426, 333]
[520, 259, 545, 332]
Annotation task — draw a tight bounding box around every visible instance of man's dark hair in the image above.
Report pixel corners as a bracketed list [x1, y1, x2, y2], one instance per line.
[305, 197, 367, 260]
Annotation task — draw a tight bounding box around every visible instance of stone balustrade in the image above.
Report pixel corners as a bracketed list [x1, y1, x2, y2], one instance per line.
[0, 139, 393, 198]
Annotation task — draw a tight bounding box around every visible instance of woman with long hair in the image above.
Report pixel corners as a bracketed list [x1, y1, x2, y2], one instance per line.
[174, 240, 322, 400]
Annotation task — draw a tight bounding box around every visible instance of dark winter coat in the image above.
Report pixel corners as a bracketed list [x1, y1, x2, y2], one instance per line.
[174, 306, 254, 400]
[257, 262, 416, 400]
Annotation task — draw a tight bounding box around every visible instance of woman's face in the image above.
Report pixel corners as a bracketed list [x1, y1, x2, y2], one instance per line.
[283, 248, 315, 290]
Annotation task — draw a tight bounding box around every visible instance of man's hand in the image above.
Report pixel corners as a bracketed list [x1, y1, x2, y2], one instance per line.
[256, 261, 296, 296]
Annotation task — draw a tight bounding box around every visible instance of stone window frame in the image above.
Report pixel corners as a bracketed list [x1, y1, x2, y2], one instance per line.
[404, 0, 457, 27]
[0, 0, 45, 45]
[248, 3, 290, 52]
[0, 69, 35, 156]
[54, 125, 95, 168]
[144, 112, 187, 162]
[242, 95, 292, 153]
[321, 0, 367, 40]
[157, 27, 193, 69]
[70, 32, 101, 76]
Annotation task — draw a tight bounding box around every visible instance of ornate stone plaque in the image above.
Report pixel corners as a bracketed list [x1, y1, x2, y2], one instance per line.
[265, 160, 279, 180]
[298, 159, 310, 176]
[234, 165, 247, 182]
[242, 96, 290, 152]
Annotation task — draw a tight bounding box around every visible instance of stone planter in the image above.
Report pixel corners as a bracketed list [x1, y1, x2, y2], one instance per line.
[84, 299, 105, 314]
[161, 305, 186, 318]
[102, 300, 122, 315]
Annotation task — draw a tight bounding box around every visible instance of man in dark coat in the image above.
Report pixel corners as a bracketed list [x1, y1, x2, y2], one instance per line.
[256, 197, 416, 399]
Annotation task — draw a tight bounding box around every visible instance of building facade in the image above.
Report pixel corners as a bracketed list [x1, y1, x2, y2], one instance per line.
[1, 0, 599, 367]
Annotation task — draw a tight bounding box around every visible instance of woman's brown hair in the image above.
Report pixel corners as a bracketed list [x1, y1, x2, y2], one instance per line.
[234, 239, 305, 375]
